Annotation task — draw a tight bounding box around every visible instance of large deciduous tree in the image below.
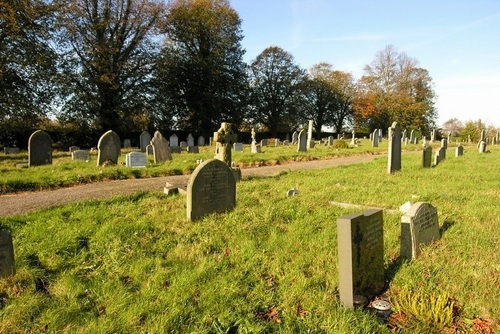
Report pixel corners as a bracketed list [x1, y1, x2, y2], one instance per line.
[248, 46, 306, 135]
[56, 0, 165, 134]
[155, 0, 248, 137]
[354, 45, 437, 135]
[0, 0, 58, 145]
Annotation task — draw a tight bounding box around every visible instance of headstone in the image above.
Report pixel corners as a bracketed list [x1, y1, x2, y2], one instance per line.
[233, 142, 243, 152]
[186, 159, 236, 222]
[275, 139, 280, 147]
[422, 145, 432, 168]
[151, 131, 172, 163]
[187, 133, 195, 147]
[401, 202, 440, 260]
[169, 134, 179, 147]
[337, 209, 385, 309]
[251, 128, 260, 153]
[187, 146, 199, 154]
[297, 129, 307, 152]
[438, 146, 446, 161]
[431, 129, 436, 142]
[96, 130, 121, 166]
[140, 131, 152, 152]
[123, 139, 131, 148]
[372, 129, 379, 148]
[260, 139, 268, 147]
[214, 122, 237, 166]
[287, 188, 298, 197]
[69, 146, 80, 153]
[480, 129, 486, 142]
[378, 129, 383, 141]
[350, 129, 356, 146]
[409, 130, 415, 144]
[441, 138, 448, 150]
[197, 136, 205, 147]
[328, 136, 334, 146]
[170, 147, 182, 154]
[72, 150, 90, 161]
[387, 122, 402, 174]
[401, 129, 407, 142]
[28, 130, 53, 167]
[434, 151, 440, 166]
[307, 120, 314, 149]
[455, 144, 464, 157]
[283, 140, 289, 146]
[126, 152, 147, 168]
[479, 140, 486, 153]
[4, 147, 20, 154]
[0, 231, 15, 278]
[292, 131, 298, 144]
[146, 144, 153, 155]
[180, 141, 187, 149]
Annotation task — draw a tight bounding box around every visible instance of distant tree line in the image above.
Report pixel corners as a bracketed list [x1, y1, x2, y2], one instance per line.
[1, 0, 439, 148]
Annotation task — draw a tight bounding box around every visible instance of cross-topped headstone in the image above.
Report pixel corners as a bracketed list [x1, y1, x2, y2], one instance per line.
[214, 122, 237, 166]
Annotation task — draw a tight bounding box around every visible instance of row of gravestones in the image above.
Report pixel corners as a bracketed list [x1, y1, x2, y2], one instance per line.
[139, 131, 206, 151]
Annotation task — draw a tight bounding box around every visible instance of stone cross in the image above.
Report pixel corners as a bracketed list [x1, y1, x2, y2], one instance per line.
[214, 122, 237, 166]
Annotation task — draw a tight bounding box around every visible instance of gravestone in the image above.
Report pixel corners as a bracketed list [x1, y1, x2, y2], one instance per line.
[187, 133, 195, 147]
[307, 120, 314, 149]
[126, 152, 147, 168]
[146, 144, 153, 155]
[187, 146, 199, 153]
[337, 209, 385, 309]
[169, 134, 179, 147]
[480, 129, 486, 142]
[233, 142, 243, 152]
[378, 129, 383, 141]
[96, 130, 121, 166]
[409, 130, 415, 144]
[328, 136, 334, 146]
[387, 122, 402, 174]
[123, 139, 131, 148]
[401, 129, 407, 142]
[283, 140, 289, 146]
[186, 159, 236, 221]
[180, 141, 187, 149]
[479, 140, 486, 153]
[350, 129, 356, 146]
[260, 139, 268, 147]
[72, 150, 90, 161]
[4, 147, 19, 154]
[151, 131, 172, 163]
[422, 145, 432, 168]
[401, 202, 440, 260]
[275, 139, 280, 147]
[431, 129, 436, 142]
[214, 122, 237, 166]
[251, 128, 260, 153]
[139, 131, 152, 152]
[197, 136, 205, 147]
[28, 130, 53, 167]
[372, 129, 379, 148]
[438, 146, 446, 161]
[297, 129, 307, 152]
[434, 151, 440, 166]
[456, 144, 464, 157]
[69, 146, 80, 153]
[0, 230, 15, 278]
[292, 131, 298, 144]
[441, 138, 448, 150]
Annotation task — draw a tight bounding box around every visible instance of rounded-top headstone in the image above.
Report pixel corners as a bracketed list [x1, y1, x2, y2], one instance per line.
[97, 130, 121, 166]
[28, 130, 53, 167]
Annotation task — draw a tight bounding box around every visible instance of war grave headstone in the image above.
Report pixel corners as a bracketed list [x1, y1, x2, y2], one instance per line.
[422, 145, 432, 168]
[186, 159, 236, 222]
[123, 139, 131, 148]
[0, 230, 15, 278]
[69, 146, 79, 153]
[372, 129, 379, 148]
[297, 129, 307, 152]
[28, 130, 53, 167]
[292, 131, 298, 144]
[456, 144, 464, 157]
[233, 142, 243, 152]
[337, 209, 385, 309]
[72, 150, 90, 161]
[401, 202, 440, 260]
[169, 134, 179, 147]
[387, 122, 402, 174]
[151, 131, 172, 163]
[187, 133, 195, 147]
[140, 131, 152, 152]
[4, 147, 19, 154]
[126, 152, 147, 168]
[96, 130, 121, 166]
[197, 136, 205, 147]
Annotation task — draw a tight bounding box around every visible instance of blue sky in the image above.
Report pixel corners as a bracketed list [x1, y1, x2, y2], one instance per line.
[231, 0, 500, 127]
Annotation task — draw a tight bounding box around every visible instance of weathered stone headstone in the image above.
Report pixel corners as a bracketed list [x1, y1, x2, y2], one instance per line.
[123, 139, 131, 148]
[401, 129, 407, 142]
[72, 150, 90, 161]
[186, 159, 236, 222]
[438, 146, 446, 161]
[180, 141, 187, 149]
[169, 134, 179, 147]
[401, 202, 440, 260]
[151, 131, 172, 163]
[28, 130, 52, 167]
[0, 230, 15, 278]
[434, 151, 440, 166]
[96, 130, 121, 166]
[146, 144, 153, 155]
[4, 147, 19, 154]
[214, 122, 237, 166]
[139, 131, 152, 152]
[328, 136, 334, 146]
[431, 129, 436, 142]
[292, 131, 298, 144]
[297, 129, 307, 152]
[251, 128, 260, 153]
[275, 139, 280, 147]
[307, 120, 315, 149]
[409, 130, 415, 144]
[283, 140, 289, 146]
[480, 129, 486, 142]
[187, 146, 199, 153]
[378, 129, 383, 141]
[479, 140, 487, 153]
[69, 146, 80, 153]
[372, 129, 379, 148]
[260, 139, 267, 147]
[422, 145, 432, 168]
[187, 133, 195, 147]
[441, 138, 448, 150]
[350, 129, 356, 146]
[197, 136, 205, 147]
[233, 142, 243, 152]
[387, 122, 402, 174]
[337, 209, 385, 309]
[126, 152, 147, 168]
[455, 144, 464, 157]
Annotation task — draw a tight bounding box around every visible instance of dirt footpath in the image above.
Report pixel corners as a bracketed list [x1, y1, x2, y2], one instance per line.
[0, 154, 381, 217]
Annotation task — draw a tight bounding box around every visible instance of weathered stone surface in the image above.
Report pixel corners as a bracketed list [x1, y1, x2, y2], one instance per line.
[297, 129, 307, 152]
[97, 130, 121, 166]
[214, 122, 237, 166]
[401, 202, 439, 260]
[233, 142, 243, 152]
[4, 147, 19, 154]
[387, 122, 401, 174]
[140, 131, 152, 152]
[186, 159, 236, 221]
[456, 144, 464, 157]
[169, 134, 179, 147]
[68, 146, 80, 153]
[151, 131, 172, 163]
[123, 139, 131, 148]
[28, 130, 53, 167]
[126, 152, 147, 168]
[72, 150, 90, 161]
[0, 230, 15, 278]
[422, 145, 432, 168]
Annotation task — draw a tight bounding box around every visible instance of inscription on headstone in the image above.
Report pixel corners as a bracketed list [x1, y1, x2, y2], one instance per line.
[28, 130, 53, 167]
[401, 202, 440, 260]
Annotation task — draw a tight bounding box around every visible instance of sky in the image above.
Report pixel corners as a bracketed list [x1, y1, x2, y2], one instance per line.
[231, 0, 500, 127]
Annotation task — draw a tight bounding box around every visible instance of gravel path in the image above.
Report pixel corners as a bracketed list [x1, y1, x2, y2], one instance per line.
[0, 154, 381, 217]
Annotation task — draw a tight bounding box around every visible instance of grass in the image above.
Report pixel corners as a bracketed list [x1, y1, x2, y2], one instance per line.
[0, 141, 498, 333]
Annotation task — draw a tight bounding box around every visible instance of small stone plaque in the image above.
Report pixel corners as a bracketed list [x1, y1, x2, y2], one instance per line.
[0, 230, 15, 278]
[186, 159, 236, 221]
[401, 202, 440, 260]
[187, 146, 199, 153]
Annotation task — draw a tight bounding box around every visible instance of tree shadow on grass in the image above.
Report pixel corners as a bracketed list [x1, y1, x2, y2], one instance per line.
[440, 220, 455, 236]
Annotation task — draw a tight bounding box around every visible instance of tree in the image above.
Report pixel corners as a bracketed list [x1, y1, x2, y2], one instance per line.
[248, 46, 306, 135]
[155, 0, 248, 137]
[0, 0, 58, 145]
[355, 45, 437, 135]
[56, 0, 166, 134]
[441, 118, 464, 137]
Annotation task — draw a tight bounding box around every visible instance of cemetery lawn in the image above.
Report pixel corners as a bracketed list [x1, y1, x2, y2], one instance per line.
[0, 143, 499, 333]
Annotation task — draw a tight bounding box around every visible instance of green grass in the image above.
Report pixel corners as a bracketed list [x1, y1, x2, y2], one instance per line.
[0, 142, 498, 333]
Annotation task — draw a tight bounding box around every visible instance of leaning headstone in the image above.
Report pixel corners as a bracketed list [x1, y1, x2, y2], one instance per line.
[68, 146, 80, 153]
[337, 209, 385, 309]
[28, 130, 53, 167]
[479, 140, 486, 153]
[197, 136, 205, 147]
[0, 230, 15, 278]
[422, 145, 432, 168]
[169, 134, 179, 147]
[126, 152, 147, 168]
[123, 139, 131, 148]
[72, 150, 90, 161]
[96, 130, 121, 166]
[455, 144, 464, 157]
[186, 159, 236, 222]
[387, 122, 402, 174]
[139, 131, 152, 152]
[187, 133, 195, 147]
[297, 129, 307, 152]
[233, 142, 243, 152]
[4, 147, 20, 154]
[401, 202, 440, 260]
[151, 131, 172, 163]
